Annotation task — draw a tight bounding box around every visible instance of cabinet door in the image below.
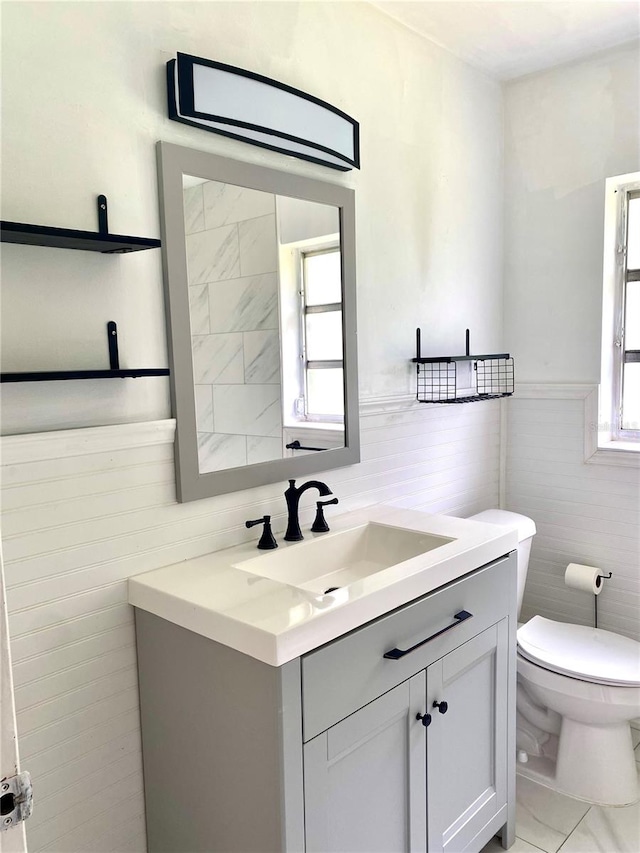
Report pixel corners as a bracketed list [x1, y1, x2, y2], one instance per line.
[427, 620, 509, 853]
[304, 674, 427, 853]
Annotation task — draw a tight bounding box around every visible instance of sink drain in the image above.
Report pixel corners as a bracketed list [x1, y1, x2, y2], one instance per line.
[324, 587, 341, 594]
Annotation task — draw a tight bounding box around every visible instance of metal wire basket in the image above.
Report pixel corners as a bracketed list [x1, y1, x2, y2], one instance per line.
[413, 329, 514, 404]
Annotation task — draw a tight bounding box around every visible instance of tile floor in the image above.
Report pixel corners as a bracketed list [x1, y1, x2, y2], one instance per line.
[480, 735, 640, 853]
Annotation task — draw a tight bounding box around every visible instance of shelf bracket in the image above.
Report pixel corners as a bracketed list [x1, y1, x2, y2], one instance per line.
[97, 195, 109, 235]
[107, 321, 120, 370]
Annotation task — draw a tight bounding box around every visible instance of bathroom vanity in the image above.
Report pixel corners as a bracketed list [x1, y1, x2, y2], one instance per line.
[130, 507, 518, 853]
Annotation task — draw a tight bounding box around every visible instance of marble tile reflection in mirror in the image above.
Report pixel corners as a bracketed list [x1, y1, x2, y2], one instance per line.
[182, 177, 345, 475]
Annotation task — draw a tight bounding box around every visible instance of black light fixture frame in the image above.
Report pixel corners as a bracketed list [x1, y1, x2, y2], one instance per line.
[167, 53, 360, 172]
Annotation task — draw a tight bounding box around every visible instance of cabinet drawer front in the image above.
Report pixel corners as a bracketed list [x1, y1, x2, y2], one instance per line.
[302, 554, 515, 741]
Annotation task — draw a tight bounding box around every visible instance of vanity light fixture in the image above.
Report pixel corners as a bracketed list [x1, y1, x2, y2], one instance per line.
[167, 52, 360, 171]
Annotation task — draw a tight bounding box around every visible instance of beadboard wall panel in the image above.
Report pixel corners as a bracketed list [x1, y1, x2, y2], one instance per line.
[506, 394, 640, 641]
[1, 400, 500, 853]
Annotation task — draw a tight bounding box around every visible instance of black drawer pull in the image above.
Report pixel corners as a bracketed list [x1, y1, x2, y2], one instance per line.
[383, 610, 473, 660]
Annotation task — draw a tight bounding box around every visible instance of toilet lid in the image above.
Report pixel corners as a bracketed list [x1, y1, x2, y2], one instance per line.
[517, 616, 640, 686]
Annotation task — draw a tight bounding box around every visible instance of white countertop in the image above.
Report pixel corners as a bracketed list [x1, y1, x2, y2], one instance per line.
[128, 506, 517, 666]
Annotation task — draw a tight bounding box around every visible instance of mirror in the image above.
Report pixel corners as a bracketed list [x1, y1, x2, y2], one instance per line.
[157, 143, 359, 501]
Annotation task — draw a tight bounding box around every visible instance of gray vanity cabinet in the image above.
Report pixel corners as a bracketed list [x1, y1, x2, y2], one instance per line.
[303, 674, 428, 853]
[135, 553, 516, 853]
[302, 621, 509, 853]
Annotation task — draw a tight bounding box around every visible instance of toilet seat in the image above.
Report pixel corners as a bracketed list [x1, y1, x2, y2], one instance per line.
[517, 616, 640, 687]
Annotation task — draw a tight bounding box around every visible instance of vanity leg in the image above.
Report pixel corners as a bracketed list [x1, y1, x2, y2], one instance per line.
[501, 813, 516, 849]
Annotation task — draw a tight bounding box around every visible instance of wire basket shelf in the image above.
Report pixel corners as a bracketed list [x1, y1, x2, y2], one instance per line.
[412, 329, 514, 404]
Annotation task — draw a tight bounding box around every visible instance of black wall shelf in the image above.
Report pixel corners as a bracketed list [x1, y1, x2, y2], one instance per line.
[1, 369, 169, 383]
[1, 322, 169, 384]
[0, 196, 161, 254]
[412, 328, 514, 404]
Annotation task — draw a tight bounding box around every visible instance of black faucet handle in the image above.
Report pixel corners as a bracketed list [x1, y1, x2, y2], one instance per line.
[311, 498, 339, 533]
[245, 515, 278, 550]
[319, 497, 339, 508]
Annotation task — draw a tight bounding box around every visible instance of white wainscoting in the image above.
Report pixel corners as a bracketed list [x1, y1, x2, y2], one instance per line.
[0, 398, 500, 853]
[506, 386, 640, 641]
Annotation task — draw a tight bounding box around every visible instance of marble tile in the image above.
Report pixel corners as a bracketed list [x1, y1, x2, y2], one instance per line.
[213, 385, 282, 438]
[238, 214, 277, 277]
[203, 180, 275, 230]
[191, 334, 244, 385]
[188, 284, 210, 336]
[197, 432, 246, 473]
[208, 273, 279, 333]
[186, 224, 240, 285]
[559, 802, 640, 852]
[194, 385, 213, 433]
[183, 184, 205, 234]
[244, 330, 281, 384]
[515, 776, 590, 853]
[247, 436, 283, 465]
[480, 836, 545, 853]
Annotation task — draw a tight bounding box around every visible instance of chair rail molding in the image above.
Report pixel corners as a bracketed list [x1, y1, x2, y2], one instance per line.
[1, 420, 177, 465]
[513, 383, 596, 400]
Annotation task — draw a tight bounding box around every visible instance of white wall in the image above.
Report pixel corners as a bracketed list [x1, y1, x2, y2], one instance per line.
[1, 3, 505, 850]
[0, 1, 504, 434]
[504, 41, 639, 384]
[506, 390, 640, 641]
[503, 44, 640, 638]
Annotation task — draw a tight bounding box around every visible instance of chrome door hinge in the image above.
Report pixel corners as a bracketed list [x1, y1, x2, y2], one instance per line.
[1, 772, 33, 831]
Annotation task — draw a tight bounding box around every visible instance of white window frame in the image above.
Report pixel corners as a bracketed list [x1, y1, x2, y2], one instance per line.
[278, 232, 344, 431]
[299, 245, 344, 424]
[597, 171, 640, 456]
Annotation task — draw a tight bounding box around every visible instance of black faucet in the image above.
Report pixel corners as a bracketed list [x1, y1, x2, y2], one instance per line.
[284, 479, 332, 541]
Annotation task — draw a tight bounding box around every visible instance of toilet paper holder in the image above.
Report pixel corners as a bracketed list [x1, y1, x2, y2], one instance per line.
[595, 572, 613, 627]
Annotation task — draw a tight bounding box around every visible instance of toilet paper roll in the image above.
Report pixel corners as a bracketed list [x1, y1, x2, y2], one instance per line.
[564, 563, 604, 595]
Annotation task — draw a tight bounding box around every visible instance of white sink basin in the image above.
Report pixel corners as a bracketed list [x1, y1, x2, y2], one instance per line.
[130, 505, 519, 665]
[234, 522, 454, 595]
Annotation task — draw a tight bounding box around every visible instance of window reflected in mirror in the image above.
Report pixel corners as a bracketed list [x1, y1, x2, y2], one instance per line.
[181, 176, 346, 474]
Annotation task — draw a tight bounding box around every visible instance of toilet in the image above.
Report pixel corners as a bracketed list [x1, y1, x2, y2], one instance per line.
[469, 509, 640, 807]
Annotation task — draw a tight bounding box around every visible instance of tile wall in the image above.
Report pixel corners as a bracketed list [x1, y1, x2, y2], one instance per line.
[183, 181, 283, 472]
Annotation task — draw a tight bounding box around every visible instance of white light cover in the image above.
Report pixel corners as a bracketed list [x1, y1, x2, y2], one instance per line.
[168, 54, 359, 172]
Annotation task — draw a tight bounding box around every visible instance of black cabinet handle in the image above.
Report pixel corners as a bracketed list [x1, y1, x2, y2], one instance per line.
[433, 700, 448, 714]
[416, 712, 432, 727]
[383, 610, 473, 660]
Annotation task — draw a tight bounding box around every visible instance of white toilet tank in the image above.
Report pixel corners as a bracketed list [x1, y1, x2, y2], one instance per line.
[468, 509, 536, 618]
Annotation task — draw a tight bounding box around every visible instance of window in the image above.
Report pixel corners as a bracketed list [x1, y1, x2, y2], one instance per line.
[300, 248, 344, 421]
[600, 172, 640, 448]
[619, 192, 640, 433]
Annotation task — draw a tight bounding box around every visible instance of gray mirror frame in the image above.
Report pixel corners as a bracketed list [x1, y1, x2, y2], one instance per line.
[157, 141, 360, 502]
